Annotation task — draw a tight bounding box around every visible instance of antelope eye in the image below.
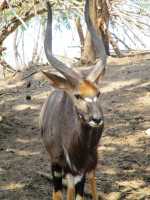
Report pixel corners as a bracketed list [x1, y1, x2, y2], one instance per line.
[74, 94, 83, 99]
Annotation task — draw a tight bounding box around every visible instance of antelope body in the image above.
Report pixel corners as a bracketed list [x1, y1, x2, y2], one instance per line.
[40, 1, 107, 199]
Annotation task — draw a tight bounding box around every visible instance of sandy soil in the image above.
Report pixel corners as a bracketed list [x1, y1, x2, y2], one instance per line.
[0, 56, 150, 200]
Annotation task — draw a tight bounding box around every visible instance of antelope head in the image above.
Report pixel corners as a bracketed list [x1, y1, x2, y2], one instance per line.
[42, 0, 107, 128]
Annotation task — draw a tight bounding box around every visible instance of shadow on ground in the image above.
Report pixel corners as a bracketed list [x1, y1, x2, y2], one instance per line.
[0, 56, 150, 200]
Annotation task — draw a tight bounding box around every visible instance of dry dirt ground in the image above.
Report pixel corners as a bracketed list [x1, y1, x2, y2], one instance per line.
[0, 56, 150, 200]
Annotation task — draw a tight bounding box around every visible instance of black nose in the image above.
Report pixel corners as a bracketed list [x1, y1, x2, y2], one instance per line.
[92, 117, 102, 124]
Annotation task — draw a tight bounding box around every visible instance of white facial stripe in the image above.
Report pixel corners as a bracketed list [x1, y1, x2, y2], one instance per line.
[84, 96, 98, 103]
[93, 96, 98, 102]
[84, 97, 92, 102]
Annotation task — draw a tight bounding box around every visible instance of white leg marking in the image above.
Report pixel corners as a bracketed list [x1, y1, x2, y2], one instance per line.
[74, 175, 83, 185]
[66, 174, 74, 189]
[76, 194, 83, 200]
[66, 174, 83, 188]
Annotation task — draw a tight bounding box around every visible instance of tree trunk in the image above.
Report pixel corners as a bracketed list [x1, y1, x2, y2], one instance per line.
[81, 0, 97, 64]
[13, 30, 21, 69]
[31, 20, 41, 64]
[108, 31, 122, 57]
[21, 32, 26, 68]
[81, 32, 96, 64]
[80, 0, 110, 64]
[97, 0, 110, 55]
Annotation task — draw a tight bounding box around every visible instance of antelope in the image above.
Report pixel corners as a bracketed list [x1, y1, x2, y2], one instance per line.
[40, 0, 107, 199]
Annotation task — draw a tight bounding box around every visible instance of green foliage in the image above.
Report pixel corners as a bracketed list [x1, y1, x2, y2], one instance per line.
[140, 0, 150, 12]
[54, 12, 71, 31]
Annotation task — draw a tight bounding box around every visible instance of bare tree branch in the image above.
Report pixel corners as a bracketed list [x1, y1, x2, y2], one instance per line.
[111, 32, 131, 50]
[0, 7, 46, 46]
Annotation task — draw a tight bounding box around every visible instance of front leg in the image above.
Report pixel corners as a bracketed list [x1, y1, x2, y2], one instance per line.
[66, 174, 75, 200]
[66, 174, 85, 200]
[51, 164, 63, 200]
[75, 175, 85, 200]
[88, 171, 97, 200]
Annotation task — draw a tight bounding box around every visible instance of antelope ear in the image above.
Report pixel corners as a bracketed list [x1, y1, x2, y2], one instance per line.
[41, 71, 75, 90]
[79, 80, 98, 97]
[78, 63, 105, 85]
